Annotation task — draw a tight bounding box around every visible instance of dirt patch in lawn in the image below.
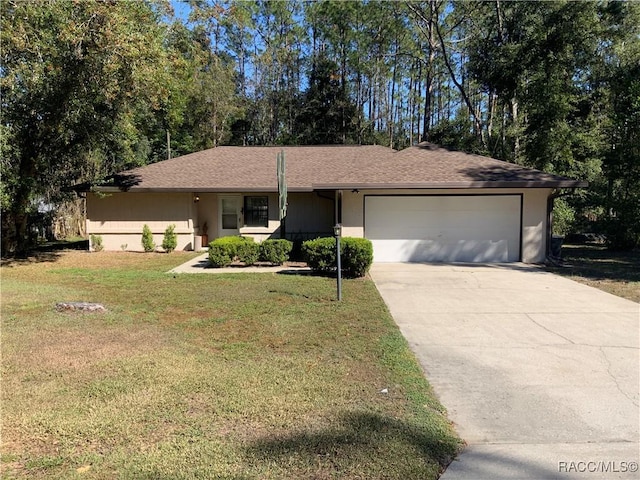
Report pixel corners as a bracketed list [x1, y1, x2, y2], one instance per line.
[11, 325, 168, 372]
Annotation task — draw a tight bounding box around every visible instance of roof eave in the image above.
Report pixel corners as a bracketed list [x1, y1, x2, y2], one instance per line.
[90, 186, 313, 193]
[312, 180, 588, 190]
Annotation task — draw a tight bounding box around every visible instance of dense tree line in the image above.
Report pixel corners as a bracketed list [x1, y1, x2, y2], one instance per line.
[1, 0, 638, 254]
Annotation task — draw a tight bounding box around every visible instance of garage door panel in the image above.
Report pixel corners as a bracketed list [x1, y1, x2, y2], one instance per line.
[365, 196, 521, 263]
[372, 239, 510, 263]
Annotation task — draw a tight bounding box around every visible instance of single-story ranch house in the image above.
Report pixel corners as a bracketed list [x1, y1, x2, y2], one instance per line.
[83, 143, 586, 263]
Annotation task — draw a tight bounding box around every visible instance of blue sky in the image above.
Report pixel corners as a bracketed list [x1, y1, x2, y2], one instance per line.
[171, 0, 191, 23]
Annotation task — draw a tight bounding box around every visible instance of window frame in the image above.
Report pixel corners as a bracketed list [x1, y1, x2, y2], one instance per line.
[243, 195, 269, 228]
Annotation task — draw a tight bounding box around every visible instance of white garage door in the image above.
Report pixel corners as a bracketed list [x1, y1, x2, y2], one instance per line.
[365, 195, 522, 263]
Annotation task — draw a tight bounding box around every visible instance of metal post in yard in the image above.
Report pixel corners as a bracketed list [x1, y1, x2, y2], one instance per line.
[334, 223, 342, 301]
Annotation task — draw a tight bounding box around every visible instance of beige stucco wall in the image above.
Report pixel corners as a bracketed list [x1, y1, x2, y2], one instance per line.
[341, 188, 552, 263]
[87, 191, 335, 250]
[284, 192, 334, 239]
[86, 192, 196, 251]
[520, 188, 552, 263]
[194, 193, 218, 243]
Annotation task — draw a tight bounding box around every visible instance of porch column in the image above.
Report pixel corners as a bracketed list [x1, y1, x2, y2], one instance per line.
[335, 189, 343, 225]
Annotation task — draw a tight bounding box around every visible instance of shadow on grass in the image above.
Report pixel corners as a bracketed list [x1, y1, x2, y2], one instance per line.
[1, 240, 89, 267]
[245, 410, 459, 477]
[32, 239, 89, 252]
[1, 251, 63, 267]
[548, 244, 640, 283]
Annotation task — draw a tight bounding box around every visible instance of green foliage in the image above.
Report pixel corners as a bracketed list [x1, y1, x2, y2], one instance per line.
[294, 55, 358, 144]
[236, 241, 260, 265]
[552, 198, 576, 237]
[0, 0, 173, 255]
[341, 238, 374, 278]
[208, 236, 252, 267]
[0, 0, 239, 255]
[302, 237, 336, 273]
[161, 224, 178, 253]
[460, 0, 640, 245]
[606, 219, 640, 251]
[602, 59, 640, 250]
[302, 237, 373, 278]
[429, 116, 486, 155]
[90, 235, 103, 252]
[141, 224, 155, 253]
[259, 239, 293, 265]
[208, 248, 232, 268]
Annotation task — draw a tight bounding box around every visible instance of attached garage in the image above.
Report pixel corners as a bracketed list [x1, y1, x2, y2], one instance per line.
[365, 195, 522, 263]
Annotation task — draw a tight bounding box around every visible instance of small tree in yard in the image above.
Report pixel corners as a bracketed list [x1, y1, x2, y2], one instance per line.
[162, 224, 178, 253]
[90, 234, 104, 252]
[142, 224, 155, 252]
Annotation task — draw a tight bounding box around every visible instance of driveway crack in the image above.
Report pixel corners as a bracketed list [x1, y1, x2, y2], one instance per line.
[599, 346, 639, 407]
[525, 314, 575, 344]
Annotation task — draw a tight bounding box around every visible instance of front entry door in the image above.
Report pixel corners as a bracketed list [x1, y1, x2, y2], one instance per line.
[219, 196, 242, 237]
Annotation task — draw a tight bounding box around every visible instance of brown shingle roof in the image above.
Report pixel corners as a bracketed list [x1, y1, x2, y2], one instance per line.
[102, 143, 586, 192]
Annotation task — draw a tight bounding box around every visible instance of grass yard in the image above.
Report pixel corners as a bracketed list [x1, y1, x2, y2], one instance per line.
[1, 251, 461, 479]
[546, 244, 640, 303]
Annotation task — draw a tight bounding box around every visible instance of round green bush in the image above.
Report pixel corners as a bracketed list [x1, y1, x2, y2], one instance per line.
[302, 236, 373, 278]
[260, 239, 293, 265]
[208, 236, 254, 267]
[208, 248, 232, 268]
[237, 241, 260, 265]
[302, 237, 336, 273]
[342, 237, 373, 278]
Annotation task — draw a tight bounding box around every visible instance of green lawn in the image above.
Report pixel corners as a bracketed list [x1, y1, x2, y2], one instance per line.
[1, 251, 461, 479]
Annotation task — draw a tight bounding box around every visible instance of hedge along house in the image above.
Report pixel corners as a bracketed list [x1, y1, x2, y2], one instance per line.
[82, 143, 586, 263]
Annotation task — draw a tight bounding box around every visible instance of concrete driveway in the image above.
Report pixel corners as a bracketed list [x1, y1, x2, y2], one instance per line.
[370, 263, 639, 480]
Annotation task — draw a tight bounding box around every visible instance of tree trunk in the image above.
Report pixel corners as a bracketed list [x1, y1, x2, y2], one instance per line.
[409, 64, 415, 145]
[487, 90, 496, 140]
[389, 51, 398, 148]
[416, 62, 422, 143]
[434, 6, 487, 149]
[511, 98, 520, 162]
[424, 71, 433, 141]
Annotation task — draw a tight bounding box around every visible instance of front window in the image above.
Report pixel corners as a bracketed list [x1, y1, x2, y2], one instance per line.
[244, 196, 268, 227]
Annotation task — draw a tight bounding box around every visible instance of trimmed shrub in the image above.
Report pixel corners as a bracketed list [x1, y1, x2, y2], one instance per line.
[342, 237, 373, 278]
[237, 241, 260, 265]
[162, 224, 178, 253]
[208, 248, 232, 268]
[208, 236, 252, 267]
[90, 234, 103, 252]
[141, 224, 155, 252]
[260, 239, 293, 265]
[302, 236, 373, 278]
[302, 237, 336, 273]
